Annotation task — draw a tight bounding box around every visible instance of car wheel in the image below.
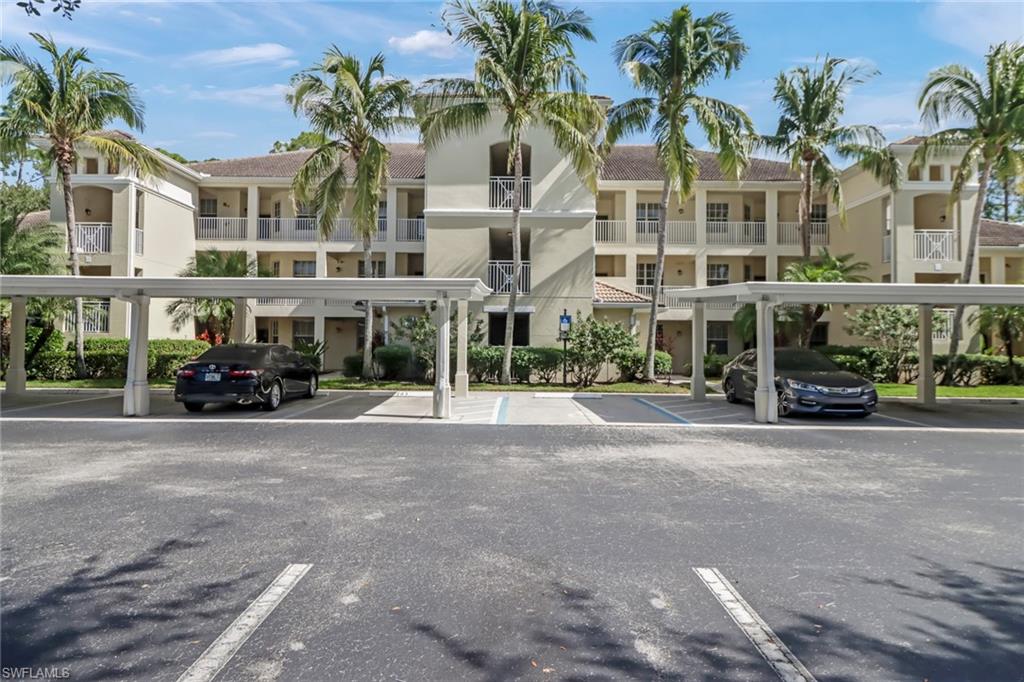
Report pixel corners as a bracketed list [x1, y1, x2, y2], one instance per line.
[184, 402, 204, 413]
[261, 381, 283, 411]
[723, 378, 739, 403]
[777, 390, 792, 417]
[304, 373, 318, 399]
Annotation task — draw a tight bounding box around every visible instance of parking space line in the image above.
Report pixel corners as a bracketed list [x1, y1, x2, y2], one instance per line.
[493, 396, 509, 424]
[693, 567, 816, 682]
[272, 395, 353, 419]
[177, 563, 312, 682]
[634, 397, 691, 424]
[1, 393, 120, 414]
[870, 412, 932, 427]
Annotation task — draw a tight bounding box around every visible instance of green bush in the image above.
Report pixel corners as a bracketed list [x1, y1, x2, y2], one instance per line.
[511, 347, 535, 383]
[468, 345, 503, 382]
[29, 349, 74, 380]
[295, 339, 327, 370]
[373, 344, 412, 380]
[531, 347, 563, 384]
[703, 353, 730, 378]
[342, 354, 364, 378]
[565, 315, 637, 387]
[27, 327, 66, 354]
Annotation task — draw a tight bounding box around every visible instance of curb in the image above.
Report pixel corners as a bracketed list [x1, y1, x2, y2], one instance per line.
[879, 395, 1021, 405]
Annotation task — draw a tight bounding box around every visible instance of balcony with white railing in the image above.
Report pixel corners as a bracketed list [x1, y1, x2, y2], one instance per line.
[488, 176, 532, 210]
[635, 219, 660, 244]
[706, 221, 766, 246]
[255, 297, 316, 306]
[487, 260, 531, 294]
[932, 308, 955, 341]
[64, 299, 110, 334]
[74, 223, 112, 253]
[258, 217, 319, 242]
[777, 221, 829, 246]
[635, 285, 693, 309]
[326, 218, 388, 243]
[596, 220, 627, 244]
[914, 230, 956, 261]
[134, 228, 144, 255]
[196, 216, 247, 240]
[397, 218, 425, 242]
[634, 220, 700, 246]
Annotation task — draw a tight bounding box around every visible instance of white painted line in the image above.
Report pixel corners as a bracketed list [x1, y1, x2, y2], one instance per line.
[178, 563, 311, 682]
[1, 393, 120, 414]
[870, 412, 932, 428]
[571, 400, 607, 425]
[489, 397, 503, 424]
[533, 392, 603, 400]
[693, 567, 816, 682]
[275, 395, 352, 419]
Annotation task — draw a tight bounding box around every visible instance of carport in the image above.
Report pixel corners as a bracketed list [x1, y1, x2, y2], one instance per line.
[1, 275, 490, 418]
[663, 282, 1024, 423]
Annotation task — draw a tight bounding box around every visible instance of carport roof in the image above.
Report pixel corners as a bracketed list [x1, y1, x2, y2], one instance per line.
[0, 275, 491, 302]
[661, 281, 1024, 305]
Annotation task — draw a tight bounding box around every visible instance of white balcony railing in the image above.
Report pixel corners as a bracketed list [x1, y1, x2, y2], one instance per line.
[74, 223, 112, 253]
[596, 220, 627, 244]
[635, 219, 660, 244]
[882, 234, 892, 263]
[706, 221, 766, 245]
[397, 218, 425, 242]
[134, 228, 143, 255]
[932, 308, 955, 341]
[487, 260, 531, 294]
[488, 176, 532, 210]
[777, 221, 829, 246]
[914, 229, 956, 261]
[255, 297, 315, 306]
[64, 299, 110, 334]
[635, 284, 693, 309]
[325, 218, 388, 243]
[196, 217, 247, 240]
[633, 220, 698, 246]
[258, 217, 318, 241]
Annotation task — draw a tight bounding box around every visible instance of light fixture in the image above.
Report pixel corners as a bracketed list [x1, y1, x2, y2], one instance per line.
[84, 208, 92, 216]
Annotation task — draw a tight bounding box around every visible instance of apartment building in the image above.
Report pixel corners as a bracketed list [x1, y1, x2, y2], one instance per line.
[36, 128, 1022, 373]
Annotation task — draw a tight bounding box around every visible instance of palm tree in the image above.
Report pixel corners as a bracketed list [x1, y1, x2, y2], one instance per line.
[0, 33, 163, 377]
[914, 41, 1024, 377]
[781, 248, 869, 346]
[971, 303, 1024, 383]
[165, 250, 258, 342]
[416, 0, 604, 384]
[763, 56, 901, 259]
[289, 50, 413, 380]
[605, 6, 752, 380]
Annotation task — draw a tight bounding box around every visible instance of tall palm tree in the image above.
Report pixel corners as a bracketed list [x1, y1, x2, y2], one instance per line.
[914, 41, 1024, 376]
[0, 33, 163, 377]
[416, 0, 604, 384]
[605, 6, 752, 380]
[762, 56, 901, 259]
[289, 50, 413, 380]
[165, 250, 258, 342]
[782, 248, 869, 346]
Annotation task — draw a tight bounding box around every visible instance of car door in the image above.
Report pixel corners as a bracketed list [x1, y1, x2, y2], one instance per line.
[271, 346, 299, 394]
[286, 350, 310, 390]
[738, 350, 758, 400]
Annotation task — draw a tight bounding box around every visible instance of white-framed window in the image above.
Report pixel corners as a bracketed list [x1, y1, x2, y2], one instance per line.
[811, 203, 827, 222]
[707, 322, 729, 355]
[199, 198, 217, 217]
[707, 263, 730, 287]
[292, 319, 315, 347]
[636, 202, 661, 221]
[270, 319, 280, 344]
[84, 158, 99, 174]
[292, 260, 316, 278]
[707, 202, 729, 221]
[928, 165, 943, 181]
[273, 201, 282, 219]
[636, 262, 658, 287]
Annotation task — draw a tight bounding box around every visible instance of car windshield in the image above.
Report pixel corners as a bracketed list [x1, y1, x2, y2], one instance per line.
[195, 346, 267, 364]
[774, 349, 838, 372]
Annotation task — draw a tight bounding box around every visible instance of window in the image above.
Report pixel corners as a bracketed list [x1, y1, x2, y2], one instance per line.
[488, 313, 530, 347]
[292, 260, 316, 278]
[296, 201, 314, 218]
[928, 165, 943, 181]
[810, 322, 829, 347]
[358, 260, 384, 278]
[636, 262, 658, 287]
[84, 158, 99, 174]
[811, 204, 827, 222]
[292, 319, 315, 346]
[908, 165, 921, 181]
[707, 322, 729, 355]
[636, 203, 661, 220]
[707, 263, 730, 287]
[273, 201, 282, 219]
[199, 198, 217, 217]
[270, 320, 280, 344]
[707, 203, 729, 221]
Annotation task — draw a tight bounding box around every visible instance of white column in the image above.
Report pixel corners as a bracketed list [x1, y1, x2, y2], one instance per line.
[695, 188, 708, 248]
[314, 314, 326, 344]
[381, 307, 390, 345]
[990, 255, 1006, 284]
[246, 185, 259, 240]
[316, 248, 328, 278]
[126, 187, 138, 273]
[123, 296, 151, 416]
[386, 186, 398, 243]
[432, 297, 452, 418]
[232, 298, 248, 343]
[385, 250, 397, 278]
[765, 189, 779, 281]
[6, 296, 28, 396]
[695, 253, 708, 288]
[691, 301, 706, 401]
[917, 304, 936, 406]
[754, 300, 778, 423]
[455, 299, 469, 398]
[625, 188, 637, 245]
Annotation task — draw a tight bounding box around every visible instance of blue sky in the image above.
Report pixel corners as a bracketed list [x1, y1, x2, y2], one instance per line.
[2, 0, 1021, 162]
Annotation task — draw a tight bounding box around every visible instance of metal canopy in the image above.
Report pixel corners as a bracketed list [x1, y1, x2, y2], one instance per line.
[663, 282, 1024, 306]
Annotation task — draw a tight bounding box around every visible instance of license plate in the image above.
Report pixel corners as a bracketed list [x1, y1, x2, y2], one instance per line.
[204, 372, 221, 382]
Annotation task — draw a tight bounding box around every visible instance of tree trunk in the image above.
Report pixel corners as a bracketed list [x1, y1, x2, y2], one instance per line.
[799, 158, 814, 260]
[1002, 177, 1010, 222]
[24, 324, 55, 369]
[943, 160, 992, 385]
[1003, 321, 1017, 385]
[500, 144, 523, 385]
[361, 235, 375, 380]
[59, 161, 87, 378]
[644, 180, 670, 380]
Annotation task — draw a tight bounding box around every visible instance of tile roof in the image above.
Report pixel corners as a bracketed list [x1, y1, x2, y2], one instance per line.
[16, 209, 52, 230]
[599, 145, 798, 182]
[594, 280, 651, 305]
[189, 143, 426, 179]
[980, 218, 1024, 247]
[890, 135, 926, 146]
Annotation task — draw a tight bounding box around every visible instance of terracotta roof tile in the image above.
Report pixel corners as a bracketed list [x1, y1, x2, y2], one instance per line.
[599, 145, 797, 182]
[980, 218, 1024, 247]
[189, 143, 426, 179]
[594, 280, 651, 304]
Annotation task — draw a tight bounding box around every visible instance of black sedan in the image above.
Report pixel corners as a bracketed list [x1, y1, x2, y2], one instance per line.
[174, 343, 318, 412]
[722, 347, 878, 417]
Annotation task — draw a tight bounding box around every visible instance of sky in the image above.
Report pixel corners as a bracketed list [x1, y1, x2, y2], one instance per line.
[1, 0, 1021, 163]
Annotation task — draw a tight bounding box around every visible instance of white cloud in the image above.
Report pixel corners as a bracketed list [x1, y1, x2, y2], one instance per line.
[388, 30, 459, 59]
[187, 84, 292, 110]
[924, 1, 1023, 55]
[148, 84, 176, 96]
[182, 43, 297, 68]
[0, 7, 144, 58]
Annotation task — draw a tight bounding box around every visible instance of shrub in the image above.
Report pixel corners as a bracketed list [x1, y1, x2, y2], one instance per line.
[566, 315, 636, 387]
[703, 353, 729, 378]
[29, 349, 74, 380]
[373, 344, 412, 379]
[342, 354, 363, 378]
[295, 339, 327, 370]
[468, 345, 503, 382]
[531, 347, 563, 384]
[511, 347, 535, 383]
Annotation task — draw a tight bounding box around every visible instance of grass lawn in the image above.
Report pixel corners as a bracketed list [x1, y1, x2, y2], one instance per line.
[874, 383, 1024, 398]
[2, 378, 175, 389]
[319, 377, 689, 394]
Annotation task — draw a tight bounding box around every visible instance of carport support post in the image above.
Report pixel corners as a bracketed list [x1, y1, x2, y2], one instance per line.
[123, 296, 151, 417]
[917, 304, 936, 406]
[754, 300, 778, 424]
[6, 296, 28, 396]
[432, 297, 452, 419]
[455, 298, 469, 399]
[690, 301, 706, 401]
[232, 298, 248, 344]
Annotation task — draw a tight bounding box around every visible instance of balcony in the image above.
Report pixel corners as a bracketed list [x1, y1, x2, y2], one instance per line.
[326, 218, 388, 243]
[487, 260, 531, 294]
[914, 230, 956, 261]
[258, 218, 318, 242]
[196, 217, 247, 240]
[134, 228, 143, 255]
[74, 223, 112, 254]
[706, 221, 766, 246]
[64, 299, 110, 334]
[255, 297, 316, 306]
[396, 218, 425, 242]
[596, 220, 627, 244]
[777, 222, 829, 246]
[635, 284, 692, 309]
[635, 220, 698, 246]
[488, 176, 532, 210]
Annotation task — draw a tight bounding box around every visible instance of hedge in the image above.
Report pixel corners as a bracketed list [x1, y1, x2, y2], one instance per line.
[613, 348, 672, 381]
[342, 354, 364, 378]
[28, 338, 211, 381]
[818, 345, 1024, 386]
[373, 344, 412, 379]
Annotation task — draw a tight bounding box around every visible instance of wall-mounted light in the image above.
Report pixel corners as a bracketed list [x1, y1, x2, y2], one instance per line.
[84, 208, 92, 216]
[940, 214, 946, 223]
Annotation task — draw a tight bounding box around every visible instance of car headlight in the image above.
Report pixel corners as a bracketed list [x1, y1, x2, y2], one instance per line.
[785, 379, 827, 393]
